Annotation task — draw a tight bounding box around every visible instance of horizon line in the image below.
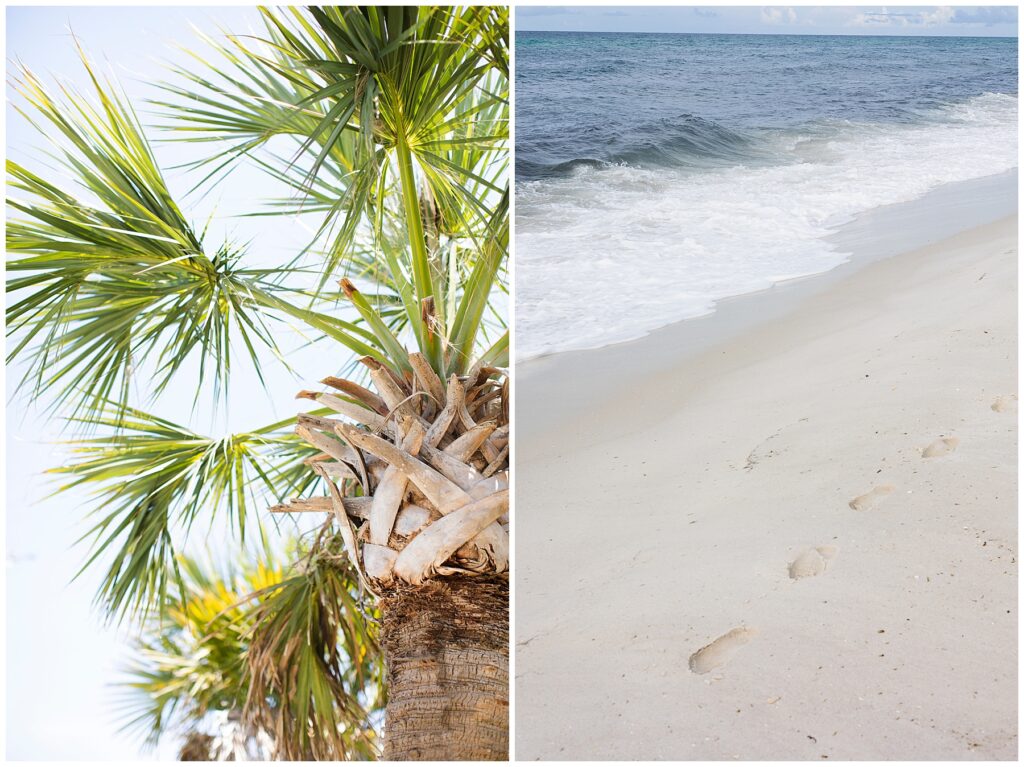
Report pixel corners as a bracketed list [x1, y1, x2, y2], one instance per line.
[515, 28, 1018, 39]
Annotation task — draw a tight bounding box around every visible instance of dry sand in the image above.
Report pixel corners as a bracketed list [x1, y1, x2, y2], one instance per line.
[515, 215, 1018, 760]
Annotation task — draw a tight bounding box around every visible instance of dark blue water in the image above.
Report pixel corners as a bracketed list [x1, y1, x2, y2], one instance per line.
[517, 32, 1018, 180]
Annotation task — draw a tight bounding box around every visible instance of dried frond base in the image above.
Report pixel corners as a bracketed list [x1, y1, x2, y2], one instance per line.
[285, 353, 510, 588]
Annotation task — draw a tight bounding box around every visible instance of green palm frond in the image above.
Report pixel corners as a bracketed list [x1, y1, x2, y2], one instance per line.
[49, 405, 322, 620]
[5, 51, 287, 424]
[155, 6, 509, 378]
[5, 47, 404, 423]
[472, 5, 509, 78]
[117, 551, 269, 749]
[153, 24, 339, 188]
[117, 544, 384, 759]
[151, 12, 379, 244]
[245, 531, 385, 760]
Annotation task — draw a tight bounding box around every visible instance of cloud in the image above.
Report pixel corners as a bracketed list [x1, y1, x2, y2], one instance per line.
[761, 7, 798, 25]
[850, 7, 952, 27]
[851, 12, 895, 26]
[846, 6, 1017, 28]
[952, 6, 1018, 25]
[516, 7, 578, 18]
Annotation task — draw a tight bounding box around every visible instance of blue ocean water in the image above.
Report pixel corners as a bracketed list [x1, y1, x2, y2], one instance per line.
[516, 32, 1018, 359]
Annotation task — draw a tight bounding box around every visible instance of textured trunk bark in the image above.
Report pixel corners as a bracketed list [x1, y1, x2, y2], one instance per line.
[380, 575, 509, 760]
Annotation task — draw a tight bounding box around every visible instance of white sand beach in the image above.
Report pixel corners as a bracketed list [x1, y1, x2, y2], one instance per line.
[515, 201, 1018, 759]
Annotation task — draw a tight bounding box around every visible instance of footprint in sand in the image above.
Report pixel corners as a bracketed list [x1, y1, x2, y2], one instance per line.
[992, 395, 1017, 413]
[849, 484, 896, 511]
[922, 437, 959, 458]
[789, 545, 839, 580]
[688, 627, 758, 675]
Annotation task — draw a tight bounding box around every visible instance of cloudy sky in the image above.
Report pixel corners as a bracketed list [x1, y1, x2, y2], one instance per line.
[516, 6, 1018, 36]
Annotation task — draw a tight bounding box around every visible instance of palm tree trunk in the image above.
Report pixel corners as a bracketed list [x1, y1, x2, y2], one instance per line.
[380, 576, 509, 760]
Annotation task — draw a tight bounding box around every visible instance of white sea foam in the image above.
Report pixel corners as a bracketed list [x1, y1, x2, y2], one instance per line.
[515, 93, 1018, 361]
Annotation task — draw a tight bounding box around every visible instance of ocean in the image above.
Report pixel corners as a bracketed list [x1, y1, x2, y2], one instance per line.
[515, 32, 1019, 360]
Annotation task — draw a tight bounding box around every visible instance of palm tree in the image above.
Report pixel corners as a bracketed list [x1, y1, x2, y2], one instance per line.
[118, 543, 385, 760]
[7, 6, 508, 760]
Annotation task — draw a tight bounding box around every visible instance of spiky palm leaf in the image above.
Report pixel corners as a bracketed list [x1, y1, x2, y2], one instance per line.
[6, 57, 272, 421]
[48, 405, 322, 619]
[156, 6, 510, 374]
[244, 531, 385, 760]
[6, 50, 390, 427]
[118, 544, 384, 760]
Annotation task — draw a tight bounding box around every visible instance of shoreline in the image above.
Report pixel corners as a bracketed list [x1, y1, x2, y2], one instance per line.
[516, 194, 1018, 758]
[517, 169, 1018, 445]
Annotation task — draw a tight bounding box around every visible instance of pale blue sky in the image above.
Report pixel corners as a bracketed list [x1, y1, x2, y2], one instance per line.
[6, 6, 327, 760]
[516, 5, 1019, 36]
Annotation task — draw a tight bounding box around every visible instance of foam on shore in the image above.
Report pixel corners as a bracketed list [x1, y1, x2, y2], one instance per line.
[517, 93, 1018, 360]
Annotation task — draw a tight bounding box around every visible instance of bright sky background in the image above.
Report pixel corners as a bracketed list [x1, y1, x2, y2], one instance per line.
[516, 5, 1019, 36]
[6, 6, 329, 760]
